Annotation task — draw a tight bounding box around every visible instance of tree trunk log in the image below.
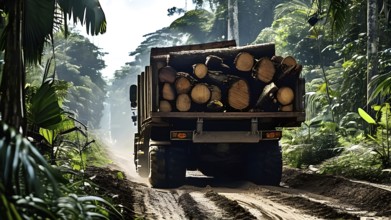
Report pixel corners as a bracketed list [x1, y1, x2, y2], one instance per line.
[176, 93, 192, 112]
[191, 83, 211, 104]
[193, 63, 208, 79]
[175, 72, 196, 94]
[234, 52, 254, 72]
[159, 100, 172, 112]
[228, 79, 250, 110]
[276, 86, 294, 105]
[158, 66, 177, 83]
[253, 57, 276, 83]
[162, 83, 176, 101]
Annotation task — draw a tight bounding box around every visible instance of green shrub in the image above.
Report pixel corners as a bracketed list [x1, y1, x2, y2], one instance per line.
[319, 144, 391, 183]
[282, 122, 341, 168]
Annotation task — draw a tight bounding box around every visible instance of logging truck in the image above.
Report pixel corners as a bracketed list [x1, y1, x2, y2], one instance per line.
[129, 40, 305, 188]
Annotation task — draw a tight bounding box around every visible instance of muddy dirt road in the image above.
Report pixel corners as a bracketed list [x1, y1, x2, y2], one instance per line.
[93, 146, 391, 220]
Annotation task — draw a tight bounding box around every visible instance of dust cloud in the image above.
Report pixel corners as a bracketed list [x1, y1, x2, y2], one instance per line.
[96, 73, 148, 184]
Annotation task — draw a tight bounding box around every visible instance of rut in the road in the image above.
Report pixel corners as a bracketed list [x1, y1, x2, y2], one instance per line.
[205, 189, 257, 219]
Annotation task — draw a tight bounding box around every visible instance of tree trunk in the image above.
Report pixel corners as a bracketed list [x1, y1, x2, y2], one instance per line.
[367, 0, 378, 107]
[228, 0, 239, 45]
[0, 0, 26, 133]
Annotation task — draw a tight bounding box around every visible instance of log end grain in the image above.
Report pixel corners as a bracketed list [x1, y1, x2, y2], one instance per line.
[159, 100, 172, 112]
[176, 94, 192, 112]
[193, 63, 208, 79]
[162, 83, 176, 101]
[281, 56, 297, 67]
[254, 58, 276, 83]
[175, 76, 192, 94]
[191, 83, 211, 104]
[158, 66, 177, 83]
[234, 52, 254, 72]
[228, 79, 250, 110]
[277, 86, 294, 105]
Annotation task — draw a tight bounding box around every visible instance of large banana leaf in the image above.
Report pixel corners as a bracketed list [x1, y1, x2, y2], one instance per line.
[29, 81, 63, 129]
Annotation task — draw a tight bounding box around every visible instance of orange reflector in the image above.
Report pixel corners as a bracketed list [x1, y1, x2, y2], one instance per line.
[170, 131, 192, 140]
[177, 133, 187, 139]
[264, 131, 282, 139]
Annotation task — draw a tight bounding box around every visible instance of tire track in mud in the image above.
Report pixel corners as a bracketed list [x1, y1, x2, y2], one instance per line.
[129, 177, 389, 219]
[132, 179, 374, 219]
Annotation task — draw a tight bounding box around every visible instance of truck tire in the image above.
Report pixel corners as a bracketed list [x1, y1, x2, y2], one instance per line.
[149, 145, 186, 188]
[246, 140, 282, 186]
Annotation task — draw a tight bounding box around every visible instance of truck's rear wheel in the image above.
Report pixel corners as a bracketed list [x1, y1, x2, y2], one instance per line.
[149, 145, 186, 188]
[246, 140, 282, 186]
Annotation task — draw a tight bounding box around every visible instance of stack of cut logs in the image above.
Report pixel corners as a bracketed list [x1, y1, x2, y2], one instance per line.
[158, 45, 302, 112]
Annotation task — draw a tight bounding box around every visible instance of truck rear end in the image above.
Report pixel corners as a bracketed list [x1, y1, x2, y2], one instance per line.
[129, 40, 305, 188]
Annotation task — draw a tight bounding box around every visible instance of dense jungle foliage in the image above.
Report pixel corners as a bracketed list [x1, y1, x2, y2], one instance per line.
[1, 0, 391, 219]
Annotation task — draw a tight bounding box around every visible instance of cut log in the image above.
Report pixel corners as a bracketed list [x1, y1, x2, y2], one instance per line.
[175, 77, 192, 94]
[254, 82, 278, 109]
[281, 56, 297, 67]
[162, 83, 176, 101]
[191, 83, 211, 104]
[193, 63, 208, 79]
[280, 104, 293, 112]
[175, 72, 196, 94]
[210, 85, 222, 101]
[158, 66, 177, 83]
[228, 79, 250, 110]
[234, 52, 254, 71]
[159, 100, 172, 112]
[176, 94, 191, 112]
[276, 86, 294, 105]
[253, 57, 276, 83]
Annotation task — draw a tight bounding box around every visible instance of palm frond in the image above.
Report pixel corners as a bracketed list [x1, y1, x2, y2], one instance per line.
[327, 0, 350, 35]
[0, 122, 65, 197]
[369, 72, 391, 102]
[57, 0, 107, 36]
[24, 0, 56, 64]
